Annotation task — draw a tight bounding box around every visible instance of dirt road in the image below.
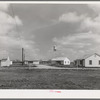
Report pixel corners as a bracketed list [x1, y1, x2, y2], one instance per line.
[33, 64, 100, 70]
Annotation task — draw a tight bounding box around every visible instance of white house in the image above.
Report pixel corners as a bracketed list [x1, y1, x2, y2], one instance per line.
[51, 57, 70, 65]
[74, 53, 100, 67]
[0, 57, 12, 67]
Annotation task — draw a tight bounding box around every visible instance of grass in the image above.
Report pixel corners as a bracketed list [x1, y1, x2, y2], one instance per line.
[0, 66, 100, 89]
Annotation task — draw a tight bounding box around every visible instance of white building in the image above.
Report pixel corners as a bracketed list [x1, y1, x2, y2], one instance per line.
[0, 57, 12, 67]
[74, 53, 100, 67]
[51, 57, 70, 65]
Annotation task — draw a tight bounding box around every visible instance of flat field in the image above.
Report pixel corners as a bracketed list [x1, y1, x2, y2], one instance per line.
[0, 66, 100, 89]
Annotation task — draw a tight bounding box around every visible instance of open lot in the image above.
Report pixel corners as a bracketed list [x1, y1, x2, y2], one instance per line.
[0, 65, 100, 89]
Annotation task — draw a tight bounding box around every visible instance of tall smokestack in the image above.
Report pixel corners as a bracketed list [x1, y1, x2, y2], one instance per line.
[22, 48, 25, 65]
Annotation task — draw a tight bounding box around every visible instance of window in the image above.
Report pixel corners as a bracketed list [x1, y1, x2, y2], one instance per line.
[99, 60, 100, 65]
[89, 60, 92, 65]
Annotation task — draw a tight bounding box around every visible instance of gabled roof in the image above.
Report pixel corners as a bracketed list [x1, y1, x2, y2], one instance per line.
[78, 53, 100, 60]
[52, 57, 70, 61]
[1, 57, 10, 61]
[1, 58, 7, 61]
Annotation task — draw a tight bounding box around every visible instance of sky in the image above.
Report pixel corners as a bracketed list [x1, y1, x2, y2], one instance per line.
[1, 3, 100, 61]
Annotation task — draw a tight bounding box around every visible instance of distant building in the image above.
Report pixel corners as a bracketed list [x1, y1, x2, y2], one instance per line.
[33, 60, 39, 65]
[25, 60, 39, 65]
[0, 57, 12, 67]
[51, 57, 70, 65]
[12, 60, 22, 67]
[39, 60, 50, 65]
[74, 53, 100, 67]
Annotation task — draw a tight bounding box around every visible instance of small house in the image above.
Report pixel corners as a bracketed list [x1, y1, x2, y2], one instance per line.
[74, 53, 100, 67]
[39, 60, 49, 65]
[51, 57, 70, 65]
[0, 57, 12, 67]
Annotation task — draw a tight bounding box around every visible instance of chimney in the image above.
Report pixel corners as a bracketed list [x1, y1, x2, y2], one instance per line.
[22, 48, 25, 65]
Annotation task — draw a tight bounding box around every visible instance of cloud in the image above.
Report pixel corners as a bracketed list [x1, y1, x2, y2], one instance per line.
[0, 3, 39, 60]
[58, 5, 100, 33]
[53, 31, 100, 46]
[0, 36, 34, 49]
[88, 4, 100, 14]
[51, 4, 100, 60]
[0, 11, 22, 35]
[79, 4, 100, 33]
[53, 31, 100, 60]
[14, 16, 22, 25]
[0, 34, 39, 60]
[59, 12, 86, 23]
[0, 3, 9, 12]
[80, 15, 100, 32]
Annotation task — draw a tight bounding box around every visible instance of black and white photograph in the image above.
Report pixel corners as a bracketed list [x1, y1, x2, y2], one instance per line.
[0, 2, 100, 90]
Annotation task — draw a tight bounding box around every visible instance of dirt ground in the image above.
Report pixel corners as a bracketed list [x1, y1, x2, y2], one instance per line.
[0, 66, 100, 89]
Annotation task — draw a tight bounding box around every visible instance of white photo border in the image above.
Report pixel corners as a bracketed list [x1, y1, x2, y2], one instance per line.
[0, 1, 100, 98]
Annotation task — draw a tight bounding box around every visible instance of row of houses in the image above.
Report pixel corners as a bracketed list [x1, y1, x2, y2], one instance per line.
[0, 56, 70, 67]
[0, 57, 40, 67]
[51, 53, 100, 67]
[1, 53, 100, 67]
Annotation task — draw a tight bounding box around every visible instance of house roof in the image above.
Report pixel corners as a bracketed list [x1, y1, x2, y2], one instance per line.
[77, 53, 100, 60]
[52, 57, 70, 61]
[25, 60, 40, 62]
[1, 58, 7, 61]
[0, 57, 10, 61]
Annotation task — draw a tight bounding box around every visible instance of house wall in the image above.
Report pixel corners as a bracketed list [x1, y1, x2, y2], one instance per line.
[54, 61, 63, 65]
[85, 54, 100, 67]
[51, 58, 70, 65]
[1, 60, 12, 67]
[64, 59, 70, 65]
[33, 61, 39, 65]
[51, 60, 70, 65]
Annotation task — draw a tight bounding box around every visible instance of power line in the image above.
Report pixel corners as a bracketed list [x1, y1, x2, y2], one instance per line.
[10, 4, 21, 37]
[10, 4, 25, 62]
